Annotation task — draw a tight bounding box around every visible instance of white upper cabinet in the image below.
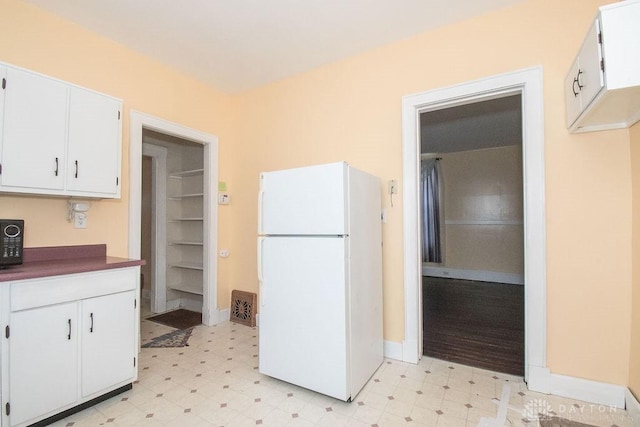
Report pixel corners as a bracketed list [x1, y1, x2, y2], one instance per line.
[0, 66, 68, 191]
[0, 62, 122, 198]
[67, 87, 122, 196]
[564, 20, 603, 127]
[565, 0, 640, 133]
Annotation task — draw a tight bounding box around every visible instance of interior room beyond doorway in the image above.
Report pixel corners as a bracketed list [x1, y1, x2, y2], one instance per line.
[420, 94, 525, 376]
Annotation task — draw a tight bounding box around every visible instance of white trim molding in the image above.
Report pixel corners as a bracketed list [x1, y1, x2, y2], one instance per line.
[626, 388, 640, 419]
[528, 368, 626, 408]
[423, 266, 524, 285]
[383, 340, 403, 361]
[401, 67, 547, 383]
[129, 110, 220, 326]
[141, 143, 168, 314]
[217, 308, 231, 323]
[547, 374, 626, 409]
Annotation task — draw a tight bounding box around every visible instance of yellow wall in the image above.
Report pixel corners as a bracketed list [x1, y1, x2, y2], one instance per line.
[440, 146, 524, 275]
[630, 121, 640, 397]
[0, 0, 635, 388]
[232, 0, 631, 386]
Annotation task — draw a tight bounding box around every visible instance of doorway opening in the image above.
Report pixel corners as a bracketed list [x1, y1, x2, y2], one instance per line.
[401, 67, 547, 386]
[129, 111, 222, 326]
[141, 130, 206, 319]
[420, 95, 524, 375]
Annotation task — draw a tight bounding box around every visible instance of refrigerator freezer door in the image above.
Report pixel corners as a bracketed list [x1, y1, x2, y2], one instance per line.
[258, 236, 349, 400]
[259, 162, 347, 236]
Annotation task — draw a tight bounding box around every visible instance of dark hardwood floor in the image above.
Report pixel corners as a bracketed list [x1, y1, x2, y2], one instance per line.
[423, 276, 524, 376]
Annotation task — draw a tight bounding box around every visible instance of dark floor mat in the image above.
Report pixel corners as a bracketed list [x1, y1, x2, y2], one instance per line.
[147, 309, 201, 330]
[142, 328, 193, 348]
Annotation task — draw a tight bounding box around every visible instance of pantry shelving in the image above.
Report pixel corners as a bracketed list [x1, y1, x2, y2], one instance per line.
[167, 166, 204, 300]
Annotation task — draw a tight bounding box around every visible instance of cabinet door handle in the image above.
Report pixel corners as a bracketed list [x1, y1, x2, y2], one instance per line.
[74, 160, 78, 179]
[90, 312, 94, 333]
[572, 69, 584, 97]
[67, 319, 72, 340]
[54, 157, 59, 177]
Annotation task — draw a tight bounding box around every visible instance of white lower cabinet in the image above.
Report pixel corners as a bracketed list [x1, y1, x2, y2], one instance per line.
[81, 291, 136, 398]
[1, 268, 139, 427]
[9, 302, 78, 426]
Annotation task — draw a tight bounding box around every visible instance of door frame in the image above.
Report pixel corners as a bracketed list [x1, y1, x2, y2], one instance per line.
[401, 67, 547, 385]
[129, 111, 221, 326]
[141, 143, 168, 314]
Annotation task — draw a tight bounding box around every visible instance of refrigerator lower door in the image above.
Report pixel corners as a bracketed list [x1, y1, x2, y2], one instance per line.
[258, 236, 349, 400]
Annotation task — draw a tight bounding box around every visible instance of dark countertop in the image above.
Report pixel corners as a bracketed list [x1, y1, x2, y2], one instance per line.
[0, 244, 145, 282]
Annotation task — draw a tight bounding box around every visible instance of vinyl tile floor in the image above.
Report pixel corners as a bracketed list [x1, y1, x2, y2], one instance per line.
[50, 316, 635, 427]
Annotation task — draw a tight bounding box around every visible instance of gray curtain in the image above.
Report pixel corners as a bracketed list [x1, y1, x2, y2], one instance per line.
[421, 157, 442, 263]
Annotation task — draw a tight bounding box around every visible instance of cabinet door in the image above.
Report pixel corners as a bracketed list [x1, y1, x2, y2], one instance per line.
[1, 67, 67, 191]
[66, 87, 121, 197]
[81, 291, 135, 397]
[565, 57, 583, 127]
[9, 302, 78, 426]
[576, 19, 604, 111]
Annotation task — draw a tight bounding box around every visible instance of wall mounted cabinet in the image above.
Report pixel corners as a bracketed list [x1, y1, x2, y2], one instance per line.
[0, 63, 122, 198]
[565, 0, 640, 133]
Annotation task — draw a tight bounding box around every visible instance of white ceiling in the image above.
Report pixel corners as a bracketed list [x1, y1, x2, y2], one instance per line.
[23, 0, 522, 93]
[421, 95, 522, 153]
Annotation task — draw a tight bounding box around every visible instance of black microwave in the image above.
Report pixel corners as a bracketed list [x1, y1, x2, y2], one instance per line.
[0, 219, 24, 268]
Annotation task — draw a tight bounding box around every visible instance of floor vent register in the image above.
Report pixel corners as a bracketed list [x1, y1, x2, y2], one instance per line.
[230, 290, 257, 327]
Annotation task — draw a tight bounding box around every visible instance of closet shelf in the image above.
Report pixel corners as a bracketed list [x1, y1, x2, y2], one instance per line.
[168, 261, 203, 270]
[169, 169, 204, 178]
[445, 219, 524, 226]
[168, 192, 204, 200]
[169, 241, 203, 246]
[168, 283, 204, 296]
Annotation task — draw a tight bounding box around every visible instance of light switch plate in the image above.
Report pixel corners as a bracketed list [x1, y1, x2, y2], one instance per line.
[218, 193, 230, 205]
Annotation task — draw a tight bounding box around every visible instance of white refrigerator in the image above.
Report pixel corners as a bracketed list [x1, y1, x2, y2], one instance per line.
[257, 161, 383, 401]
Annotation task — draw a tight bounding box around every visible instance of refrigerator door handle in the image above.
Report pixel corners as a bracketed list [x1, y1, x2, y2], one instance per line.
[257, 190, 265, 234]
[257, 237, 265, 306]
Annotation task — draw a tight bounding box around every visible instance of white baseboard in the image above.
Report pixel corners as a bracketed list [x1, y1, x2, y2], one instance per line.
[201, 308, 230, 326]
[402, 339, 420, 364]
[383, 340, 403, 361]
[527, 367, 626, 408]
[625, 388, 640, 419]
[526, 366, 551, 394]
[423, 266, 524, 285]
[180, 298, 203, 313]
[165, 299, 181, 311]
[218, 308, 230, 323]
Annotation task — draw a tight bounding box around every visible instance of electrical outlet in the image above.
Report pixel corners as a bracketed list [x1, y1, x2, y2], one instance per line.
[74, 212, 87, 229]
[389, 180, 398, 195]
